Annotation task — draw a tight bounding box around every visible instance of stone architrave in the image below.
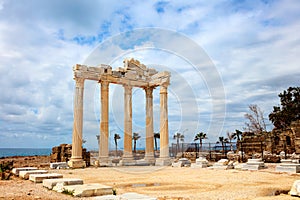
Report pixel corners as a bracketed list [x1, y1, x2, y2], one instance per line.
[144, 87, 155, 164]
[99, 80, 110, 166]
[68, 78, 86, 168]
[71, 58, 171, 168]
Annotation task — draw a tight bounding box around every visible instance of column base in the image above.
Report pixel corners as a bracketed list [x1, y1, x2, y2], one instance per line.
[144, 155, 156, 165]
[120, 156, 136, 166]
[68, 160, 86, 168]
[155, 157, 172, 166]
[98, 157, 112, 167]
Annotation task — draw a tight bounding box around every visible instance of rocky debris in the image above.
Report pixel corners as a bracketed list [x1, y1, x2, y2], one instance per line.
[0, 160, 13, 180]
[264, 154, 281, 163]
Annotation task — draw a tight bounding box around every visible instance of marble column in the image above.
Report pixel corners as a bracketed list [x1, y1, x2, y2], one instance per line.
[156, 84, 171, 166]
[68, 78, 86, 168]
[144, 87, 155, 164]
[99, 80, 110, 166]
[121, 84, 134, 165]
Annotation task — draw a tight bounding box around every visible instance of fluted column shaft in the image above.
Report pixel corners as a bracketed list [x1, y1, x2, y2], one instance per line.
[145, 87, 155, 161]
[123, 85, 133, 158]
[71, 78, 85, 161]
[160, 84, 169, 158]
[99, 81, 109, 162]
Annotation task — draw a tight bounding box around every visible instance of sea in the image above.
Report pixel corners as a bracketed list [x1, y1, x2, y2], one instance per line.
[0, 148, 52, 158]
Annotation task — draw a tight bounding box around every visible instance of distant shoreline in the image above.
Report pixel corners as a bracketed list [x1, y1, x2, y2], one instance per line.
[0, 148, 52, 158]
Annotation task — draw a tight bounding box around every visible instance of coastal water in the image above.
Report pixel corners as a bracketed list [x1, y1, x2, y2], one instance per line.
[0, 148, 52, 158]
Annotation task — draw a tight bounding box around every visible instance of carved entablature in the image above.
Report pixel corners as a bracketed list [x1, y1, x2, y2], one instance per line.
[73, 58, 170, 88]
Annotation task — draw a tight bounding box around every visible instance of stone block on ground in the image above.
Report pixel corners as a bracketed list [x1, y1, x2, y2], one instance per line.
[12, 167, 38, 176]
[29, 173, 63, 183]
[50, 162, 68, 169]
[171, 158, 191, 167]
[191, 157, 209, 168]
[243, 158, 266, 170]
[234, 162, 247, 170]
[290, 180, 300, 197]
[43, 178, 83, 189]
[92, 192, 157, 200]
[281, 159, 293, 164]
[276, 163, 300, 173]
[120, 192, 157, 200]
[210, 159, 234, 170]
[19, 170, 48, 179]
[54, 183, 112, 197]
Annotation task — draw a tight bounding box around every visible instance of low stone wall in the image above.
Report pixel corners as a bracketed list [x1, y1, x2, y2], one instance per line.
[50, 144, 90, 166]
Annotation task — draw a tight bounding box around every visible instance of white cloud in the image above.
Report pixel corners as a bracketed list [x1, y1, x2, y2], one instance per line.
[0, 0, 299, 149]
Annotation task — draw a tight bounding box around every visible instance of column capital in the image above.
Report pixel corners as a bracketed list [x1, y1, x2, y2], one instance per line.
[160, 84, 168, 94]
[99, 80, 110, 87]
[74, 77, 85, 88]
[144, 86, 154, 96]
[123, 84, 132, 95]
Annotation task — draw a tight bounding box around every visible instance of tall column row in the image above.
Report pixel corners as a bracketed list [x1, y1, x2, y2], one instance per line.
[69, 78, 170, 168]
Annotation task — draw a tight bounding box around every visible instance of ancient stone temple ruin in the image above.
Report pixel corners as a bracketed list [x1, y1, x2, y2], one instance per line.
[68, 58, 171, 168]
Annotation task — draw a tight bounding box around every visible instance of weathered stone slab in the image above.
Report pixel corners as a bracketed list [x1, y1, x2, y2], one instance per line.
[19, 170, 48, 179]
[243, 159, 266, 170]
[155, 158, 172, 166]
[171, 158, 191, 167]
[119, 158, 137, 166]
[120, 192, 157, 200]
[93, 193, 157, 200]
[290, 180, 300, 197]
[210, 159, 233, 170]
[55, 183, 112, 197]
[276, 163, 300, 173]
[92, 195, 119, 200]
[29, 173, 63, 183]
[43, 178, 83, 189]
[50, 162, 68, 169]
[234, 163, 248, 170]
[195, 157, 208, 168]
[12, 167, 38, 176]
[281, 159, 293, 164]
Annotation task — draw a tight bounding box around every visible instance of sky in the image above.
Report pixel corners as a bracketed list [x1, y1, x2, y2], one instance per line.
[0, 0, 299, 149]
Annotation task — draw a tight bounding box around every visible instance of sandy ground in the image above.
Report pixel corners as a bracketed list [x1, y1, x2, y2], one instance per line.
[1, 163, 300, 200]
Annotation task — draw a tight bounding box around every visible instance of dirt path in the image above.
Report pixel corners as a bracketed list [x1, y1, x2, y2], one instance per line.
[50, 164, 299, 200]
[0, 162, 299, 200]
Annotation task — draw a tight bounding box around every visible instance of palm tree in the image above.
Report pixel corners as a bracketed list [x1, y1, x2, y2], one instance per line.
[194, 132, 207, 151]
[132, 132, 141, 154]
[227, 131, 236, 151]
[234, 129, 243, 141]
[217, 136, 229, 155]
[173, 132, 184, 154]
[114, 133, 121, 157]
[154, 132, 160, 151]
